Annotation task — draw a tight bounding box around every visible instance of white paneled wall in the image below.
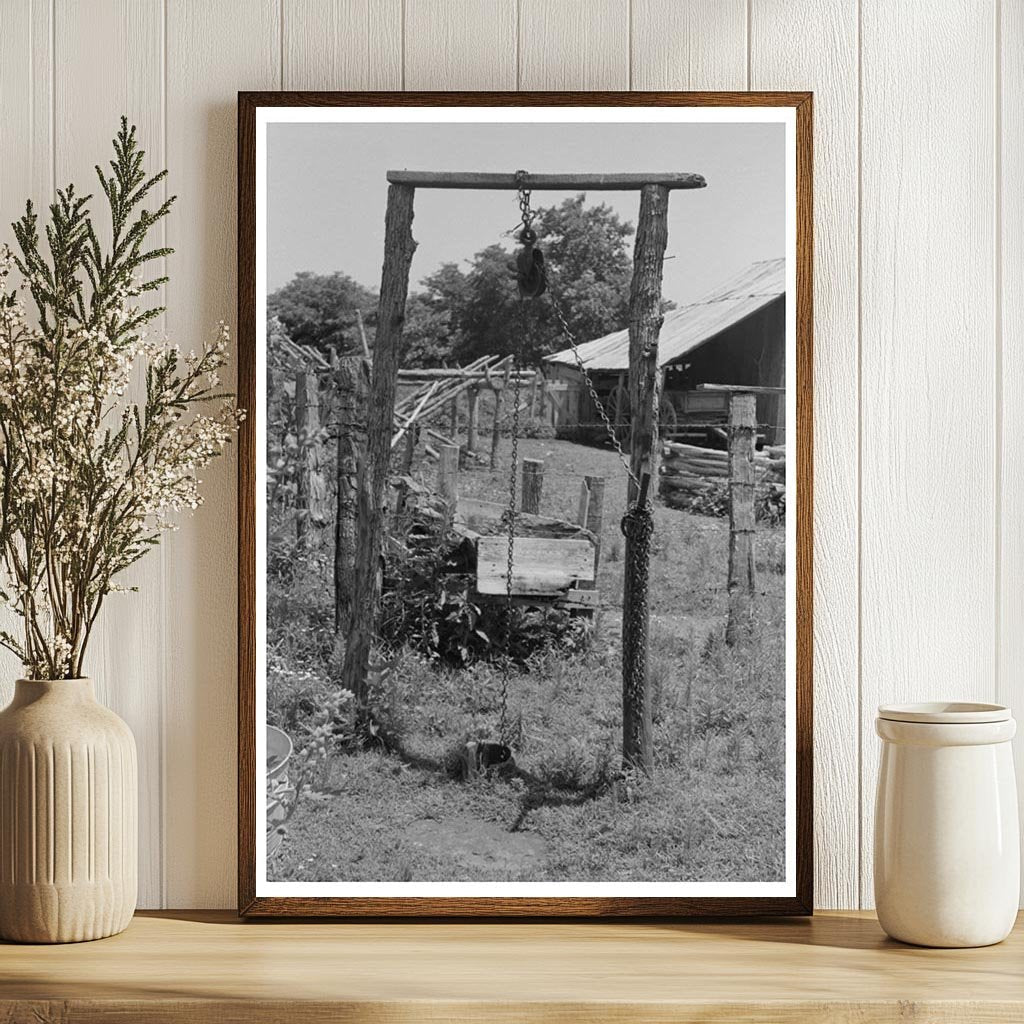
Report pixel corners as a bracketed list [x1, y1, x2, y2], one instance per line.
[0, 0, 1017, 910]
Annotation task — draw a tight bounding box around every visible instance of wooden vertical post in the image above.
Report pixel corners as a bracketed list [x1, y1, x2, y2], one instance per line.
[758, 327, 786, 446]
[394, 423, 418, 519]
[448, 395, 458, 438]
[466, 385, 479, 453]
[354, 307, 371, 360]
[402, 426, 417, 473]
[342, 184, 416, 719]
[537, 377, 547, 425]
[583, 475, 606, 538]
[437, 443, 460, 509]
[726, 392, 757, 645]
[334, 355, 367, 633]
[622, 183, 670, 773]
[294, 368, 324, 551]
[489, 359, 511, 470]
[576, 482, 591, 529]
[581, 474, 606, 585]
[521, 458, 544, 514]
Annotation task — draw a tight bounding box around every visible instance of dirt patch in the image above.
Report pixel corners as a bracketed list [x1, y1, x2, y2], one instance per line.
[404, 816, 548, 875]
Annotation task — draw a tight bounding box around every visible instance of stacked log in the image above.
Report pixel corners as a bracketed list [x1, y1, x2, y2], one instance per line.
[762, 444, 786, 484]
[659, 441, 786, 510]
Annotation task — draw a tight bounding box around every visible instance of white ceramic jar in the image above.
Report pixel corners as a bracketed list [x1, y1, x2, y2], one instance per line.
[874, 702, 1019, 948]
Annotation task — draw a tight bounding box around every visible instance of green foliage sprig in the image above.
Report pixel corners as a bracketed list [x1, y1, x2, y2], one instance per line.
[0, 118, 241, 679]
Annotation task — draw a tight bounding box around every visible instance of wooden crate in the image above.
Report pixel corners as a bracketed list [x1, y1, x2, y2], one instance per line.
[476, 536, 595, 596]
[452, 498, 600, 612]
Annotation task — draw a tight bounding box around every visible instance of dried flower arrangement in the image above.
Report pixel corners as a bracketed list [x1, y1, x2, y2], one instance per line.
[0, 119, 241, 679]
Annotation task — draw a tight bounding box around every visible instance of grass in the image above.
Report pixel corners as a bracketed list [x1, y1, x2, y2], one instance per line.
[268, 436, 787, 884]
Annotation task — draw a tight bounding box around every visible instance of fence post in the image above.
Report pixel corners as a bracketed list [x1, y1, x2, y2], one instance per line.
[438, 443, 460, 510]
[521, 458, 544, 514]
[354, 306, 371, 360]
[334, 355, 367, 633]
[726, 392, 757, 645]
[394, 421, 419, 519]
[489, 359, 511, 470]
[581, 474, 606, 585]
[294, 368, 325, 551]
[448, 395, 458, 438]
[466, 385, 479, 453]
[402, 426, 417, 473]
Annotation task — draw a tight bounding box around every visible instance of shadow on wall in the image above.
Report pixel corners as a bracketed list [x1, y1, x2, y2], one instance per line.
[160, 99, 242, 906]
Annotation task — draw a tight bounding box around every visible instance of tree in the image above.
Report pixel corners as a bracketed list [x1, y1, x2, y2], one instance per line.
[399, 262, 472, 367]
[531, 194, 634, 344]
[411, 196, 653, 367]
[268, 271, 376, 356]
[457, 243, 530, 363]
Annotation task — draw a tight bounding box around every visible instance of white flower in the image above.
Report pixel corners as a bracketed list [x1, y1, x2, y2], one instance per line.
[0, 269, 241, 676]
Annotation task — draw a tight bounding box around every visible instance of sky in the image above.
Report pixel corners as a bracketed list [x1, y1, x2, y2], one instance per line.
[267, 120, 785, 308]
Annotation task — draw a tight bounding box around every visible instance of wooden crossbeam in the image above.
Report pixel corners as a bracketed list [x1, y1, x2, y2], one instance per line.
[398, 369, 534, 382]
[697, 383, 786, 395]
[386, 170, 707, 191]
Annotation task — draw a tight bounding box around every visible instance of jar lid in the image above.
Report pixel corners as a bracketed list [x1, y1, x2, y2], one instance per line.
[877, 701, 1011, 724]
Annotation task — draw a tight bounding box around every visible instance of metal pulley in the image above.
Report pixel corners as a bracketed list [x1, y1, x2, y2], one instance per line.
[515, 226, 547, 299]
[514, 173, 546, 299]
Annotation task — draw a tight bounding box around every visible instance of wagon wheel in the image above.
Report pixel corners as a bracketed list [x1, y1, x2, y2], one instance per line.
[658, 395, 678, 435]
[606, 384, 629, 424]
[606, 384, 630, 442]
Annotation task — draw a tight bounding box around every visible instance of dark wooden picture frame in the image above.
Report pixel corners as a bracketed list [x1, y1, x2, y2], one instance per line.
[238, 91, 813, 918]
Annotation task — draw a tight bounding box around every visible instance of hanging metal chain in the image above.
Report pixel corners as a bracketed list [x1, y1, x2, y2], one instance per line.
[497, 180, 658, 743]
[499, 336, 523, 743]
[515, 170, 536, 231]
[544, 274, 655, 585]
[544, 280, 641, 492]
[497, 181, 536, 744]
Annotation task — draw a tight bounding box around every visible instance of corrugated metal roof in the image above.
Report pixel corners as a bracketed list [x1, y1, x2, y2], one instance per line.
[544, 258, 785, 372]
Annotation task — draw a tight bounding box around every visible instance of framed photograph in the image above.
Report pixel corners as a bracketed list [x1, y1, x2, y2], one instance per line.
[238, 91, 812, 917]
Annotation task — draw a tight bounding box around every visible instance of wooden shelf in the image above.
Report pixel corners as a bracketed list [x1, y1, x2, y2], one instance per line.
[2, 910, 1022, 1022]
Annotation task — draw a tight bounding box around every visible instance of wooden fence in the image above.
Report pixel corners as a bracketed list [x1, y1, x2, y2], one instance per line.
[658, 391, 787, 644]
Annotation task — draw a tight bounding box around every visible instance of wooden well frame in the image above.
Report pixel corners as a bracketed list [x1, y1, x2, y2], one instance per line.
[238, 92, 813, 919]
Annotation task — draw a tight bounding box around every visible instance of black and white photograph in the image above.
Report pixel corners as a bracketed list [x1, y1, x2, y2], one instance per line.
[244, 98, 810, 913]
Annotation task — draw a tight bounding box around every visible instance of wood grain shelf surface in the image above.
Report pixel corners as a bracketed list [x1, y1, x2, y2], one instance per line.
[2, 910, 1023, 1023]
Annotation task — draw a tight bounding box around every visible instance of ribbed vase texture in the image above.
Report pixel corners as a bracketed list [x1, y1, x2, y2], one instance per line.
[0, 678, 137, 943]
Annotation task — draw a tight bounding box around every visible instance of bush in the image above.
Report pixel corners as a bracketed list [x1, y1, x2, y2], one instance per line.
[379, 497, 591, 667]
[516, 416, 556, 439]
[554, 424, 614, 445]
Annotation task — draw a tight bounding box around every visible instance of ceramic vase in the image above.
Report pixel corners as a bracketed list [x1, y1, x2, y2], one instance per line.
[874, 702, 1019, 948]
[0, 678, 137, 943]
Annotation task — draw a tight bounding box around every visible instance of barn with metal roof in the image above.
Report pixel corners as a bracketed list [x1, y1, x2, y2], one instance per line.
[542, 258, 786, 444]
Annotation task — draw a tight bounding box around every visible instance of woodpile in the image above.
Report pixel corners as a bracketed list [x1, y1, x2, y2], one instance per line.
[659, 441, 786, 509]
